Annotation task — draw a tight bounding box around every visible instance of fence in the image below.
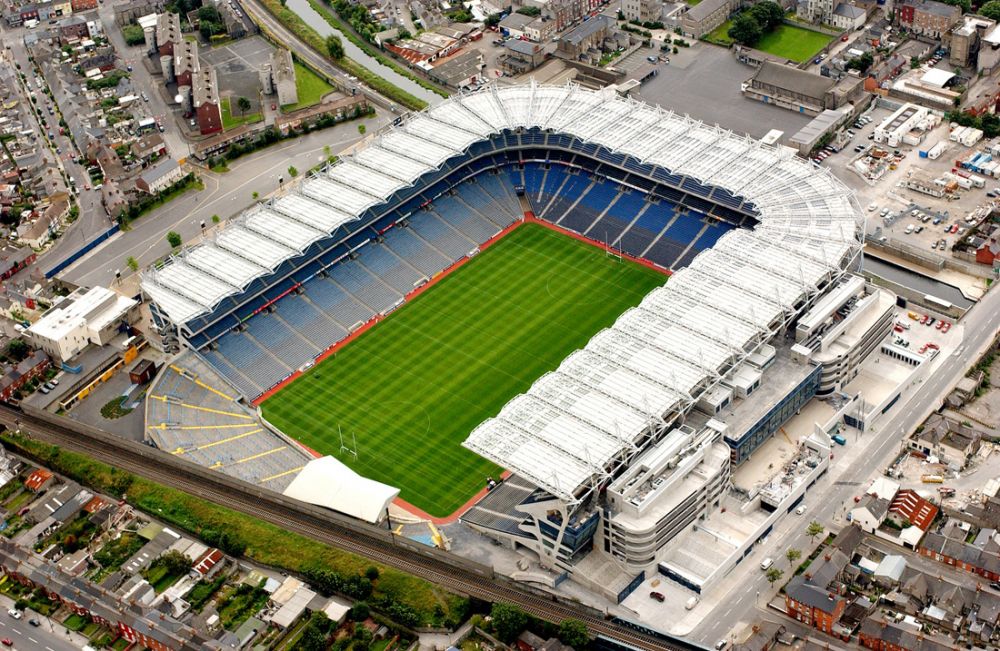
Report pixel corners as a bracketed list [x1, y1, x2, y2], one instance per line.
[44, 225, 120, 279]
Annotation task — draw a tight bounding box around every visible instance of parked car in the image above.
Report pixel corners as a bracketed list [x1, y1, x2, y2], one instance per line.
[795, 504, 807, 515]
[7, 609, 21, 619]
[649, 591, 665, 602]
[28, 618, 39, 627]
[2, 638, 11, 646]
[942, 322, 951, 333]
[760, 558, 774, 570]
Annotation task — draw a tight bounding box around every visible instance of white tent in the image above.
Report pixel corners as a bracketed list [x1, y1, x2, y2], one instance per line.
[282, 456, 399, 524]
[921, 68, 955, 88]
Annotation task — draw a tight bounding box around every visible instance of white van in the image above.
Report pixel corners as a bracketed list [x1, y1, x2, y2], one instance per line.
[904, 225, 914, 234]
[760, 557, 774, 571]
[685, 596, 700, 610]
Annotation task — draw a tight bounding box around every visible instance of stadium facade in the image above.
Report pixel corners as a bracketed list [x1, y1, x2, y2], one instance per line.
[141, 83, 873, 593]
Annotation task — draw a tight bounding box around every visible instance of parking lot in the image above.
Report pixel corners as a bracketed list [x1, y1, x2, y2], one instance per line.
[632, 43, 813, 139]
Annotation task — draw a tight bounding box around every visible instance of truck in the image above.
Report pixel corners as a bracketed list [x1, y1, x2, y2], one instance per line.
[832, 434, 847, 445]
[922, 474, 944, 483]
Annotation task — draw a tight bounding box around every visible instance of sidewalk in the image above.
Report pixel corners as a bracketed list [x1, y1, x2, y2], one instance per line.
[418, 619, 474, 651]
[0, 591, 92, 649]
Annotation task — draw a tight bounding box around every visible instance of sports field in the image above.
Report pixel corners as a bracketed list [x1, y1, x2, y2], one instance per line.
[261, 223, 666, 518]
[705, 22, 832, 62]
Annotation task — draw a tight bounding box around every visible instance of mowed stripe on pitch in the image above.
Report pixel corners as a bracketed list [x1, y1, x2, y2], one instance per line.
[262, 224, 666, 517]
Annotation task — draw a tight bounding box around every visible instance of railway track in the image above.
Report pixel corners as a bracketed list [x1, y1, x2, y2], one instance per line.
[0, 405, 699, 651]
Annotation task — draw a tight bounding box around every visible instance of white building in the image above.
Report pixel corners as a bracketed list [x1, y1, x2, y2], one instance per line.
[27, 287, 139, 362]
[621, 0, 663, 22]
[136, 158, 185, 195]
[873, 103, 936, 147]
[830, 3, 867, 30]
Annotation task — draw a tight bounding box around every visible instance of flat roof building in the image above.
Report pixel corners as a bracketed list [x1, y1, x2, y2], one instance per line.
[26, 287, 138, 362]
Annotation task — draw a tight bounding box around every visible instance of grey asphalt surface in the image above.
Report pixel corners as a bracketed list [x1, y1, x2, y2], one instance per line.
[688, 278, 1000, 645]
[0, 606, 87, 651]
[59, 111, 389, 288]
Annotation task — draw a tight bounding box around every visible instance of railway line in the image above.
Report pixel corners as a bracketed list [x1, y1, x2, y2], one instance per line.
[0, 404, 702, 651]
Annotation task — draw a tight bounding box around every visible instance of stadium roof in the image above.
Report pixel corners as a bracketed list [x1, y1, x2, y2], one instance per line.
[143, 83, 863, 503]
[282, 456, 399, 523]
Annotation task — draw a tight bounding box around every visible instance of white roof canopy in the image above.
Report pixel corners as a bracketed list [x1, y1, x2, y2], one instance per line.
[283, 456, 399, 523]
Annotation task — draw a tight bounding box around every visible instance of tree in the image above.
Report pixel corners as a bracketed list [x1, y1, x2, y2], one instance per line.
[166, 231, 182, 248]
[326, 34, 345, 60]
[806, 520, 824, 542]
[349, 602, 370, 621]
[6, 339, 28, 361]
[252, 191, 259, 201]
[748, 0, 784, 30]
[940, 0, 971, 12]
[364, 566, 379, 581]
[236, 96, 251, 117]
[516, 5, 541, 15]
[846, 51, 874, 72]
[157, 550, 192, 576]
[728, 14, 762, 46]
[765, 566, 784, 585]
[358, 124, 366, 135]
[491, 602, 528, 643]
[559, 619, 590, 648]
[983, 0, 1000, 19]
[211, 214, 220, 224]
[484, 12, 502, 27]
[786, 547, 802, 568]
[126, 256, 139, 272]
[287, 165, 298, 178]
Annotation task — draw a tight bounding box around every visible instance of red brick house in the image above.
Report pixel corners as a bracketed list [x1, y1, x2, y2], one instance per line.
[783, 548, 850, 636]
[859, 617, 954, 651]
[918, 531, 1000, 581]
[0, 351, 50, 403]
[70, 0, 97, 10]
[976, 237, 1000, 266]
[894, 0, 961, 38]
[0, 248, 36, 281]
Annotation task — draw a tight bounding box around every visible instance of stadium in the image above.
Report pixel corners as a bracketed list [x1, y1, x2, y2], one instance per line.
[141, 82, 865, 591]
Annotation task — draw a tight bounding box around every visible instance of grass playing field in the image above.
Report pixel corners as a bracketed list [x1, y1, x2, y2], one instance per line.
[704, 22, 832, 62]
[261, 223, 666, 517]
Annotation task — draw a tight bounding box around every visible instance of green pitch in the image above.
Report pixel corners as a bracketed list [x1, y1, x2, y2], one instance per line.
[261, 223, 666, 517]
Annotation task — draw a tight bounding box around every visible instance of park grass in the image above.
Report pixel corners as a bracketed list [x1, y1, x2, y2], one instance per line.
[704, 22, 832, 61]
[0, 431, 466, 627]
[261, 223, 666, 518]
[221, 98, 263, 131]
[282, 62, 335, 112]
[755, 24, 832, 61]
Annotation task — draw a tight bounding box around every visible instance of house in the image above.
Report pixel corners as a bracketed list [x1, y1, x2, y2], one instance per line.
[858, 617, 955, 651]
[501, 39, 547, 74]
[851, 494, 891, 533]
[557, 14, 616, 61]
[515, 630, 575, 651]
[153, 12, 181, 57]
[260, 49, 298, 107]
[192, 68, 222, 135]
[681, 0, 738, 38]
[58, 15, 90, 42]
[784, 549, 851, 635]
[873, 555, 906, 586]
[0, 248, 37, 281]
[24, 468, 54, 492]
[622, 0, 663, 22]
[830, 3, 866, 30]
[919, 531, 1000, 581]
[136, 158, 184, 195]
[130, 133, 167, 164]
[71, 0, 98, 11]
[894, 0, 961, 38]
[0, 350, 51, 403]
[500, 12, 535, 40]
[909, 413, 982, 466]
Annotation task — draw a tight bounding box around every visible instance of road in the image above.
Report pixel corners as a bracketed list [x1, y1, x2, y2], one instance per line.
[58, 110, 388, 287]
[688, 281, 1000, 645]
[0, 612, 84, 651]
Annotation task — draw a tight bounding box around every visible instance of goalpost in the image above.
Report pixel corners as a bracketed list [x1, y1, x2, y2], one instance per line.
[603, 232, 623, 264]
[338, 426, 359, 460]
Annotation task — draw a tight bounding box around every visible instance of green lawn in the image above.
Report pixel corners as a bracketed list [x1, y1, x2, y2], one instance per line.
[262, 223, 666, 517]
[221, 97, 263, 131]
[704, 22, 833, 62]
[755, 24, 833, 61]
[282, 62, 334, 112]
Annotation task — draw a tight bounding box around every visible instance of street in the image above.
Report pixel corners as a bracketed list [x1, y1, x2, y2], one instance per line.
[58, 111, 389, 288]
[686, 277, 1000, 645]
